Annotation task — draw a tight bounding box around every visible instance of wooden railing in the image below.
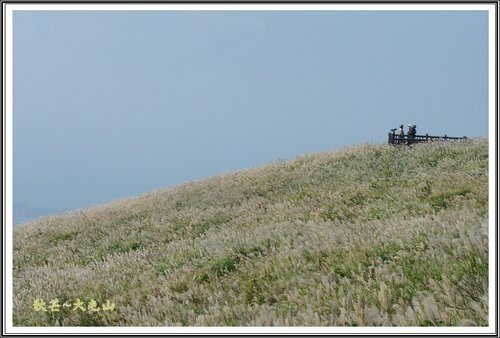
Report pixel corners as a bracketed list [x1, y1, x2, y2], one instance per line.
[388, 132, 468, 145]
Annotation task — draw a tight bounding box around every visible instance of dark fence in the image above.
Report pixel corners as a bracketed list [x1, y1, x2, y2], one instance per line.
[388, 132, 468, 145]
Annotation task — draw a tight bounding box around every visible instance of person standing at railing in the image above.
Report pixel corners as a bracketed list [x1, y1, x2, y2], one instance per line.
[396, 124, 404, 138]
[408, 124, 416, 144]
[388, 129, 396, 144]
[392, 124, 404, 144]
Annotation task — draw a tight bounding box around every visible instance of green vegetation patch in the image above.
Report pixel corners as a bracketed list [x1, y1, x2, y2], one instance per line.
[169, 280, 189, 293]
[195, 254, 241, 283]
[429, 187, 472, 212]
[450, 252, 488, 301]
[193, 214, 232, 237]
[210, 255, 240, 277]
[49, 231, 79, 245]
[109, 240, 142, 254]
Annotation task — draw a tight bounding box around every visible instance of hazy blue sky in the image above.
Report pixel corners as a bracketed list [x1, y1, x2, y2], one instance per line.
[13, 9, 489, 215]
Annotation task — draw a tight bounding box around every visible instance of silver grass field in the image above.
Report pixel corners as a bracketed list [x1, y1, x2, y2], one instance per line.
[13, 139, 488, 326]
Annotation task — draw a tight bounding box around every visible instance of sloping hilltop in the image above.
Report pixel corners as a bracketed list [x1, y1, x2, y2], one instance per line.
[13, 139, 488, 326]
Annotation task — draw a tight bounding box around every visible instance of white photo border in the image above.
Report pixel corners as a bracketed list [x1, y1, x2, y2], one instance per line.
[2, 1, 498, 335]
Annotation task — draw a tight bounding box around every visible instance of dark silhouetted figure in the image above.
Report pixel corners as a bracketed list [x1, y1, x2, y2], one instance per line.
[407, 124, 416, 144]
[388, 128, 397, 144]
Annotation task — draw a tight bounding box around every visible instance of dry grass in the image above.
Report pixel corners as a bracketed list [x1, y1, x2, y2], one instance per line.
[13, 139, 488, 326]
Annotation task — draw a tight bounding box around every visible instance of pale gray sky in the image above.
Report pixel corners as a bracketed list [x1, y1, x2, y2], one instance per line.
[13, 9, 489, 220]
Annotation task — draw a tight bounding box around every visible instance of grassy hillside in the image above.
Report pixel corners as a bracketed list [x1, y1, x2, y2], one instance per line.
[13, 139, 489, 326]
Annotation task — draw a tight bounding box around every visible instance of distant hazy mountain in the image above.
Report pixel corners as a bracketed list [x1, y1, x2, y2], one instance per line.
[13, 203, 66, 226]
